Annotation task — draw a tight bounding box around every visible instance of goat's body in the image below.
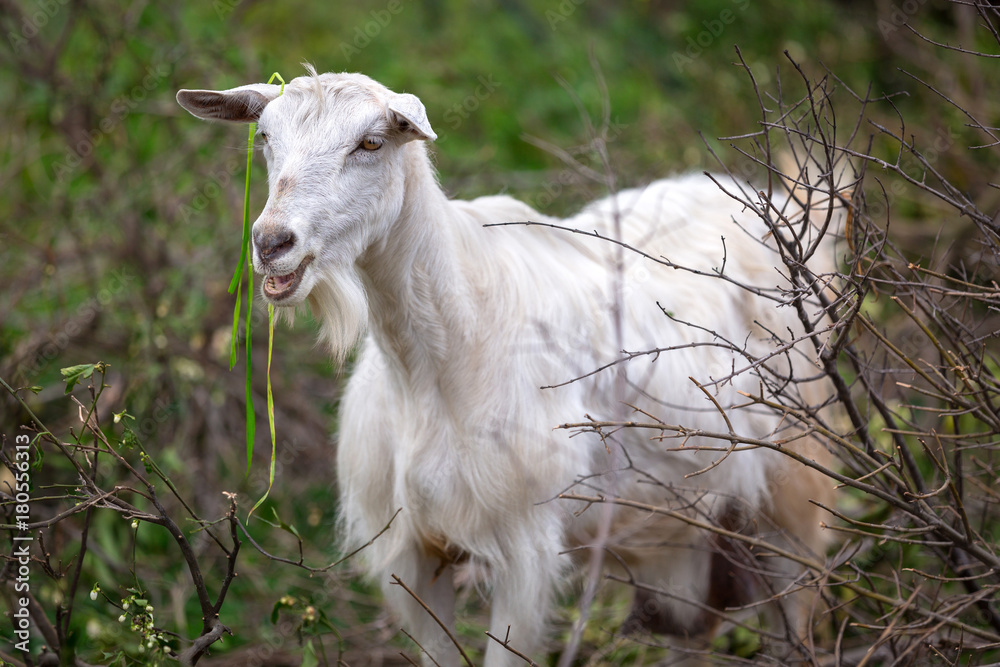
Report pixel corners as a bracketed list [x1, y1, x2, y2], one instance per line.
[337, 148, 830, 665]
[178, 72, 833, 666]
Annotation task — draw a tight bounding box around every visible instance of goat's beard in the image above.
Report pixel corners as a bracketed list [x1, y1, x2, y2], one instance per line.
[305, 262, 369, 366]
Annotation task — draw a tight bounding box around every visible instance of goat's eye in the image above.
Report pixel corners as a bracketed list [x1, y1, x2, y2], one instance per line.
[360, 137, 383, 151]
[258, 131, 268, 144]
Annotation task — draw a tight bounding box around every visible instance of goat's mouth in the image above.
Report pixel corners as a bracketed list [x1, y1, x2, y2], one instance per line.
[262, 255, 313, 302]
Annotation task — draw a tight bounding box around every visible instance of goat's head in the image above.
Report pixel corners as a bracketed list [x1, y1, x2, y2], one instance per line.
[176, 71, 436, 308]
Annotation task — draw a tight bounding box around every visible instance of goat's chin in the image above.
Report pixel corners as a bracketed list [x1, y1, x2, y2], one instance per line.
[305, 263, 369, 366]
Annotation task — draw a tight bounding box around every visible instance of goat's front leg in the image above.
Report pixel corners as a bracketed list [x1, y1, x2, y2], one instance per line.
[483, 541, 561, 667]
[382, 552, 459, 667]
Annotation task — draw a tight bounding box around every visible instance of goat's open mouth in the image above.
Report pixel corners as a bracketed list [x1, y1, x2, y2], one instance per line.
[263, 256, 313, 302]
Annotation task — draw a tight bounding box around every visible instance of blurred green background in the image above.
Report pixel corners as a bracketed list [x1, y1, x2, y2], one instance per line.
[1, 1, 997, 664]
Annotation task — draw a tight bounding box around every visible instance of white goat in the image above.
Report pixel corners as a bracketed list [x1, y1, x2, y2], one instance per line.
[178, 70, 835, 666]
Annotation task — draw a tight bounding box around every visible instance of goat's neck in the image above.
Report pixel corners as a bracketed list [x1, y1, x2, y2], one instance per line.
[357, 145, 482, 383]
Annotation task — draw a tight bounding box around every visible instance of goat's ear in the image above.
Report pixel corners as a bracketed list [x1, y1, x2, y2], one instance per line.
[176, 83, 282, 123]
[387, 93, 437, 142]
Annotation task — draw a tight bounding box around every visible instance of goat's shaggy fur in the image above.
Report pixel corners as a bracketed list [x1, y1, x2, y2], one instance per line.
[178, 71, 836, 666]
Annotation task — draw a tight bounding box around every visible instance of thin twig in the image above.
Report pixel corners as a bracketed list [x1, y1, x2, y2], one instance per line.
[390, 574, 475, 667]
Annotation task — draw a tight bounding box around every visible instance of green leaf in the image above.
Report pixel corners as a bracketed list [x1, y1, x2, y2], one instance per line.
[300, 640, 319, 667]
[316, 608, 340, 633]
[121, 429, 139, 450]
[30, 436, 44, 470]
[270, 507, 301, 540]
[270, 596, 293, 625]
[60, 363, 97, 394]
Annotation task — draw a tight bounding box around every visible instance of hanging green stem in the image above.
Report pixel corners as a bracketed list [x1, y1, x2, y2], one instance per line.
[249, 304, 278, 519]
[227, 71, 284, 485]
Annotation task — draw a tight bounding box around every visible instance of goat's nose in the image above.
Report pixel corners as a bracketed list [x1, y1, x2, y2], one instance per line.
[254, 227, 296, 262]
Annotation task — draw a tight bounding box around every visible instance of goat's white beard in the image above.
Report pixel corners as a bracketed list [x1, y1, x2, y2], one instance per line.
[306, 262, 369, 366]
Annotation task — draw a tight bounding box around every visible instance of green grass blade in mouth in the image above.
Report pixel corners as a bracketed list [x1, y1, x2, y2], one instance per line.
[249, 304, 277, 519]
[228, 122, 257, 295]
[245, 261, 256, 476]
[243, 72, 284, 505]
